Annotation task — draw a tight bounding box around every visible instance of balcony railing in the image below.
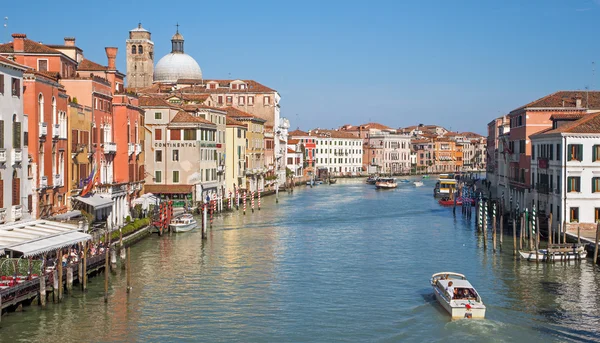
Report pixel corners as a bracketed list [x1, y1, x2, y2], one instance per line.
[0, 149, 6, 163]
[52, 124, 60, 138]
[12, 205, 22, 220]
[11, 148, 22, 164]
[0, 208, 6, 223]
[53, 174, 62, 187]
[40, 175, 48, 188]
[103, 142, 117, 154]
[128, 143, 135, 156]
[39, 122, 47, 137]
[135, 143, 142, 155]
[536, 183, 550, 194]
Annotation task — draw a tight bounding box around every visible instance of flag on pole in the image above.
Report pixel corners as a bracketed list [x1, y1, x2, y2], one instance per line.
[80, 163, 99, 197]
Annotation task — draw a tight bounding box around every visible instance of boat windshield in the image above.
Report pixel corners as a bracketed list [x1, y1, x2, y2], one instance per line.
[453, 287, 479, 301]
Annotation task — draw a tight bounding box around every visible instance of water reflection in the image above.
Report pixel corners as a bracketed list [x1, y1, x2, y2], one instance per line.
[1, 179, 599, 342]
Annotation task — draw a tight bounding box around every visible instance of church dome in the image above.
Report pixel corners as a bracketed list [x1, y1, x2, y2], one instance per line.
[153, 27, 202, 83]
[154, 53, 202, 83]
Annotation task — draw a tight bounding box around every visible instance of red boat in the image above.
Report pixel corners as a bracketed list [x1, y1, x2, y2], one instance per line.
[438, 197, 462, 206]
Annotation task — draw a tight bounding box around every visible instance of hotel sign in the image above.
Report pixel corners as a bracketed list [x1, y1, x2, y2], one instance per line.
[538, 158, 548, 169]
[154, 142, 197, 148]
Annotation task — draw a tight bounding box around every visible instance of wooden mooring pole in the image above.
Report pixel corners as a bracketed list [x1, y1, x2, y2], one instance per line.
[57, 248, 63, 302]
[594, 222, 599, 265]
[519, 213, 524, 251]
[499, 214, 503, 248]
[548, 213, 553, 246]
[577, 225, 581, 244]
[39, 276, 46, 308]
[492, 203, 497, 252]
[512, 217, 517, 256]
[104, 234, 109, 303]
[126, 247, 132, 293]
[535, 217, 540, 264]
[563, 221, 567, 245]
[82, 241, 87, 291]
[483, 202, 488, 250]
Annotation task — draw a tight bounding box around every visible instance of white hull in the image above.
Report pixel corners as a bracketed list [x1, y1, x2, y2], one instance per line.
[414, 181, 424, 187]
[433, 290, 486, 319]
[431, 272, 486, 319]
[519, 249, 586, 261]
[170, 222, 197, 232]
[375, 184, 397, 189]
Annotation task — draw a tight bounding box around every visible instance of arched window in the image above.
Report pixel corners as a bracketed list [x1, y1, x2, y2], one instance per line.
[52, 96, 56, 125]
[138, 45, 143, 54]
[131, 45, 136, 54]
[38, 94, 44, 123]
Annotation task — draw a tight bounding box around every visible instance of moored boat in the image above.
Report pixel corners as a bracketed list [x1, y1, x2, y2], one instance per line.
[169, 213, 198, 233]
[414, 181, 424, 187]
[431, 272, 486, 319]
[422, 175, 430, 179]
[438, 197, 462, 206]
[375, 178, 397, 189]
[329, 178, 337, 184]
[399, 179, 410, 184]
[519, 244, 587, 261]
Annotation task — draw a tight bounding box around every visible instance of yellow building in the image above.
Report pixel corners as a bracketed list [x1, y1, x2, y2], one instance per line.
[225, 107, 266, 192]
[67, 102, 92, 208]
[225, 117, 247, 193]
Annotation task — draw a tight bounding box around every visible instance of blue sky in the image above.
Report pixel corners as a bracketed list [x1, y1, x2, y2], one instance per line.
[3, 0, 600, 134]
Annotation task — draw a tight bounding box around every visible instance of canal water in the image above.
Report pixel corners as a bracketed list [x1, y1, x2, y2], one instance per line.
[1, 178, 600, 342]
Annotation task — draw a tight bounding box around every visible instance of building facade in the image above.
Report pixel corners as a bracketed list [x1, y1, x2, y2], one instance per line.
[0, 56, 30, 223]
[311, 129, 363, 176]
[225, 118, 247, 193]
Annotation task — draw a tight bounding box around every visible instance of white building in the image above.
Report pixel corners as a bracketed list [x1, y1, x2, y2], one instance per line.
[0, 56, 30, 223]
[368, 132, 411, 175]
[530, 112, 600, 232]
[286, 139, 304, 179]
[311, 129, 363, 176]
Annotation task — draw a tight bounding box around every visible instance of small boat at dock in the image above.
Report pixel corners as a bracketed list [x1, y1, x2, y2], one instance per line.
[431, 272, 486, 319]
[438, 197, 462, 206]
[399, 179, 410, 184]
[328, 178, 337, 184]
[375, 178, 397, 189]
[519, 244, 587, 262]
[422, 175, 430, 179]
[414, 181, 424, 187]
[169, 213, 198, 233]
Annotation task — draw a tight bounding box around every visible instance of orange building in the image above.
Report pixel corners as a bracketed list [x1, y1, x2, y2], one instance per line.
[22, 70, 69, 218]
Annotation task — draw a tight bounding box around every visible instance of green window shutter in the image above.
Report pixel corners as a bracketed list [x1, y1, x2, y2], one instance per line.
[578, 145, 583, 161]
[577, 177, 581, 192]
[13, 122, 21, 149]
[594, 146, 597, 162]
[593, 178, 596, 193]
[567, 178, 572, 192]
[567, 145, 572, 161]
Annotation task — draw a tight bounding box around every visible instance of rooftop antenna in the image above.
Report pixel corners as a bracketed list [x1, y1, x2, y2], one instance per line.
[3, 17, 7, 44]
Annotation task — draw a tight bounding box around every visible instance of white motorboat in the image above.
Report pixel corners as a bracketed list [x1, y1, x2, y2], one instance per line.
[414, 181, 424, 187]
[169, 213, 198, 233]
[375, 178, 397, 189]
[431, 272, 486, 319]
[519, 244, 587, 262]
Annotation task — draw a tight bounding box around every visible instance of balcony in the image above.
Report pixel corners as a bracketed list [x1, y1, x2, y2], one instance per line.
[103, 142, 117, 154]
[11, 148, 22, 164]
[52, 124, 60, 138]
[53, 174, 62, 187]
[217, 165, 225, 173]
[535, 183, 550, 194]
[0, 149, 6, 163]
[128, 143, 135, 156]
[0, 208, 5, 223]
[39, 122, 47, 137]
[40, 175, 48, 188]
[135, 143, 142, 155]
[12, 205, 22, 221]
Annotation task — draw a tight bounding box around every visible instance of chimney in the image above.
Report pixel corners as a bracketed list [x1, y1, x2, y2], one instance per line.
[12, 33, 26, 52]
[575, 95, 583, 108]
[64, 37, 76, 47]
[105, 47, 118, 70]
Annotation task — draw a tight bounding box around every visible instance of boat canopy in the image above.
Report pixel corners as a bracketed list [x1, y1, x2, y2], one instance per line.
[436, 279, 474, 289]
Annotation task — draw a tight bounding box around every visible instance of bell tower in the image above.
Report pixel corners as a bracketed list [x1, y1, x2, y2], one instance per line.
[126, 23, 154, 89]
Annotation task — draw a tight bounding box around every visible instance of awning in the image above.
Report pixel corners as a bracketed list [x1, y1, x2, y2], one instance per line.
[0, 220, 91, 257]
[52, 210, 82, 221]
[75, 194, 113, 209]
[144, 184, 193, 194]
[7, 231, 91, 257]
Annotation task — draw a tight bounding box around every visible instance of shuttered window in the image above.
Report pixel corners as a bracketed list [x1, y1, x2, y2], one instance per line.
[170, 129, 181, 140]
[593, 177, 600, 193]
[72, 129, 79, 151]
[13, 122, 21, 149]
[100, 128, 105, 144]
[568, 144, 583, 161]
[593, 145, 600, 162]
[129, 164, 135, 181]
[155, 128, 162, 140]
[0, 120, 4, 149]
[570, 207, 579, 223]
[12, 177, 20, 205]
[0, 74, 4, 94]
[567, 177, 580, 192]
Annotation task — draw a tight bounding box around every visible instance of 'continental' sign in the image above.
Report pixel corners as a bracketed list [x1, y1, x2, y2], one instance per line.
[154, 142, 197, 148]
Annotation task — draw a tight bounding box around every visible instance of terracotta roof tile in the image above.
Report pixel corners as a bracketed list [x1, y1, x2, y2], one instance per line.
[535, 112, 600, 135]
[287, 139, 299, 144]
[287, 148, 296, 153]
[0, 55, 27, 70]
[288, 129, 309, 137]
[224, 107, 266, 122]
[512, 91, 600, 112]
[310, 129, 361, 139]
[170, 111, 213, 125]
[77, 59, 107, 71]
[226, 117, 247, 127]
[359, 122, 393, 130]
[139, 96, 178, 108]
[0, 36, 62, 54]
[549, 113, 586, 121]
